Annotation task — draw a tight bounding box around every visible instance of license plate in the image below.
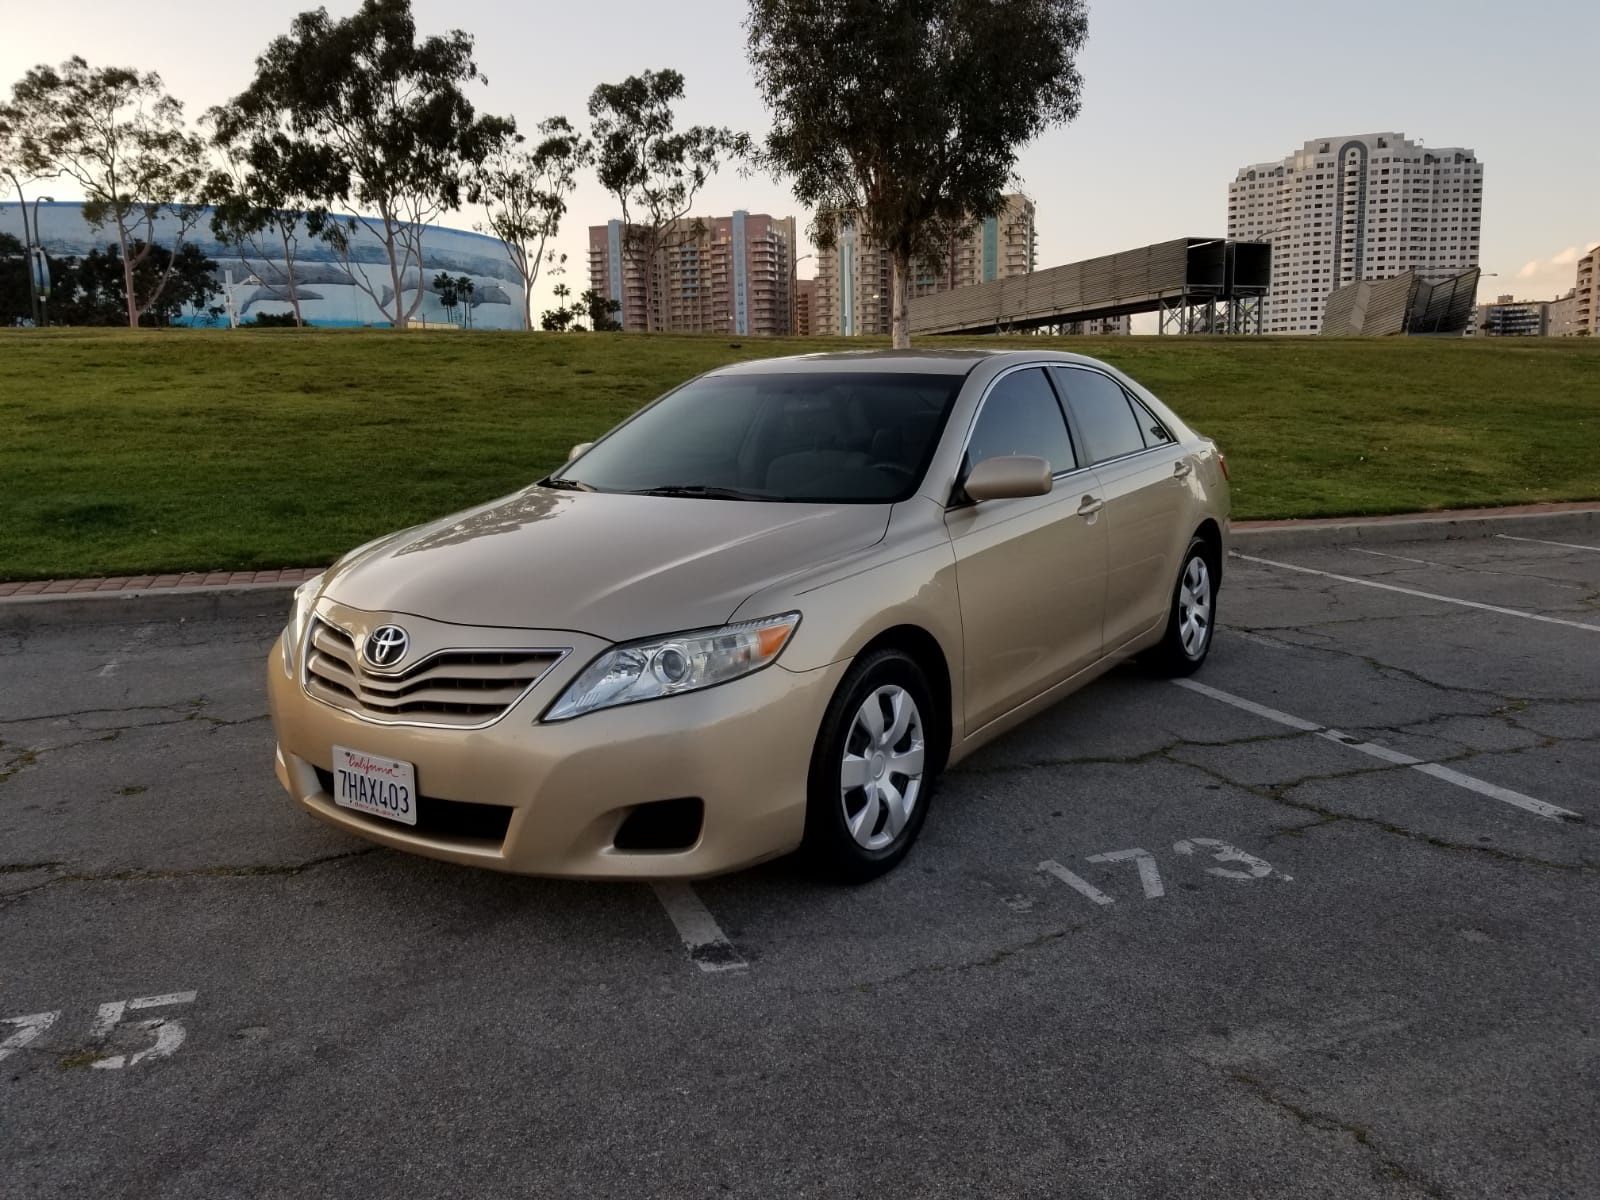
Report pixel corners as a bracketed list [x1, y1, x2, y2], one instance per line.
[331, 746, 417, 826]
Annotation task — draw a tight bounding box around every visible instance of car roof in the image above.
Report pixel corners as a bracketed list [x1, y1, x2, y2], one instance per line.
[707, 348, 1117, 377]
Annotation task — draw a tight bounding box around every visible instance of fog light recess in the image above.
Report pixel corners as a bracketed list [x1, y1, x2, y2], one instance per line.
[612, 798, 705, 852]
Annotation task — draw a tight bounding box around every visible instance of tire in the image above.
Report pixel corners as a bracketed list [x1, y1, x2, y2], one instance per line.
[803, 648, 940, 883]
[1143, 536, 1219, 677]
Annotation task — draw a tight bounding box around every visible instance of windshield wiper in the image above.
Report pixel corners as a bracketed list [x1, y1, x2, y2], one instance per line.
[541, 476, 594, 492]
[628, 485, 771, 501]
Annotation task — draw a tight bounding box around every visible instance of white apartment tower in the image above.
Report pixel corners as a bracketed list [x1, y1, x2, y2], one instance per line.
[1229, 133, 1484, 334]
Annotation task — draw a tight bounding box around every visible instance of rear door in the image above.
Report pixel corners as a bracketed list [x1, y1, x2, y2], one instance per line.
[944, 366, 1109, 731]
[1051, 366, 1192, 654]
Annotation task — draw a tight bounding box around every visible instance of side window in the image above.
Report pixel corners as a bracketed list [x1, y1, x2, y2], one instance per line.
[1131, 395, 1174, 447]
[1053, 368, 1147, 463]
[964, 368, 1077, 476]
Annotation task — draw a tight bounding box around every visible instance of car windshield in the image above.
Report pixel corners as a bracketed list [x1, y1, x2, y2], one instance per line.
[548, 371, 965, 503]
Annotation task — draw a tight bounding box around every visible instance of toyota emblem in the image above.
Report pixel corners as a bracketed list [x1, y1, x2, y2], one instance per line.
[364, 625, 410, 668]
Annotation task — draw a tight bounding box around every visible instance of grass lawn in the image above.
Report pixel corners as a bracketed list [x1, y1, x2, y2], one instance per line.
[1, 328, 1597, 580]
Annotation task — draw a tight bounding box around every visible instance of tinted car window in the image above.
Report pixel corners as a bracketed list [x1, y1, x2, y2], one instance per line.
[552, 372, 962, 503]
[964, 368, 1076, 476]
[1130, 395, 1174, 446]
[1053, 368, 1147, 463]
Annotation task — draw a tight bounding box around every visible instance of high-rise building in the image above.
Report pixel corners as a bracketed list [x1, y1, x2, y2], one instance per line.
[793, 277, 816, 336]
[587, 211, 797, 335]
[813, 195, 1037, 336]
[1228, 133, 1484, 334]
[1575, 245, 1599, 337]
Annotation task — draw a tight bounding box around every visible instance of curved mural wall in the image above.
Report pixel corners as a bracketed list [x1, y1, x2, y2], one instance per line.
[0, 201, 526, 329]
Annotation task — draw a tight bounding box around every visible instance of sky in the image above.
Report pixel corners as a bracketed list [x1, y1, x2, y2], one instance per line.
[3, 0, 1597, 321]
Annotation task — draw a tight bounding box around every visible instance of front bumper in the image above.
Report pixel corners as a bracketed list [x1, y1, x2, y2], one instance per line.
[267, 627, 848, 880]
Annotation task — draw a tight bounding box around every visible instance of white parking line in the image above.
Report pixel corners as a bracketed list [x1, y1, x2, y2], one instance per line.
[1496, 534, 1600, 554]
[1235, 553, 1600, 634]
[1038, 860, 1115, 905]
[1174, 679, 1581, 821]
[651, 882, 748, 973]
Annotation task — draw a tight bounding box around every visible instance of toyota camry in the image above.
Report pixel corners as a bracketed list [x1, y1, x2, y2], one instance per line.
[267, 349, 1230, 881]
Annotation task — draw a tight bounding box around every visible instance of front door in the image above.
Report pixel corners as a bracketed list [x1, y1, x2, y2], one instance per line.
[945, 366, 1109, 732]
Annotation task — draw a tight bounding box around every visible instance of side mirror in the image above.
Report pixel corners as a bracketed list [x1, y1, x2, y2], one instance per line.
[962, 455, 1053, 502]
[568, 442, 594, 462]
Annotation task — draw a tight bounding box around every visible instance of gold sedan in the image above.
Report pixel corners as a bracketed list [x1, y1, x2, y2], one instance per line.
[267, 350, 1230, 881]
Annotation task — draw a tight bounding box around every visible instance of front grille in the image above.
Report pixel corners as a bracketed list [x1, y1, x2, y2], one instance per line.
[314, 768, 513, 844]
[304, 618, 565, 727]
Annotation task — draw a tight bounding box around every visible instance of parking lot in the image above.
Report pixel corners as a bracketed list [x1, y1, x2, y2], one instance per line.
[3, 530, 1598, 1199]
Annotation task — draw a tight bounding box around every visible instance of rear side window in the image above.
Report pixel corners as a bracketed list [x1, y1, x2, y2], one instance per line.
[1131, 396, 1174, 446]
[1053, 368, 1147, 463]
[965, 368, 1077, 476]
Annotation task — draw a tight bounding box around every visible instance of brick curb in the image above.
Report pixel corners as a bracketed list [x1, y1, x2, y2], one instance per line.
[3, 503, 1598, 629]
[0, 567, 324, 600]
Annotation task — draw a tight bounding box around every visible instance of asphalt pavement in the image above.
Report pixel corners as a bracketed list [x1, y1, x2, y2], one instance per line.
[3, 530, 1599, 1199]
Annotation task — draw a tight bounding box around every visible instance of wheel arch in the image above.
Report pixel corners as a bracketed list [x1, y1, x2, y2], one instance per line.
[1193, 517, 1224, 581]
[852, 623, 954, 772]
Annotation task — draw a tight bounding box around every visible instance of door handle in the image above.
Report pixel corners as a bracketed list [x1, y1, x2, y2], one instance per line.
[1077, 494, 1104, 517]
[1172, 460, 1194, 480]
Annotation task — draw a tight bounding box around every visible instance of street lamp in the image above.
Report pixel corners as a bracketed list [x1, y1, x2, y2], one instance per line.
[31, 196, 54, 327]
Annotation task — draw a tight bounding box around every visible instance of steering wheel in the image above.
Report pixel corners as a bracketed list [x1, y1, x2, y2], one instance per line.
[870, 462, 915, 482]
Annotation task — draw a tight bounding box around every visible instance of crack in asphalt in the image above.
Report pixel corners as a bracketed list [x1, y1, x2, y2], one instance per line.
[1230, 623, 1529, 703]
[1222, 624, 1600, 752]
[0, 847, 384, 904]
[843, 923, 1083, 994]
[1228, 1071, 1452, 1199]
[1330, 552, 1599, 596]
[0, 860, 65, 874]
[1167, 754, 1597, 872]
[950, 729, 1311, 777]
[0, 704, 272, 787]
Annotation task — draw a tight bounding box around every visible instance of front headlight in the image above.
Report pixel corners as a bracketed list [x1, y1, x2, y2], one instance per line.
[280, 572, 326, 677]
[543, 612, 801, 721]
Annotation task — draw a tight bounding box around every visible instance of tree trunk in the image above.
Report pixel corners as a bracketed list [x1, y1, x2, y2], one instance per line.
[281, 232, 305, 328]
[384, 219, 406, 329]
[891, 249, 912, 349]
[118, 227, 140, 328]
[642, 234, 660, 334]
[643, 251, 655, 334]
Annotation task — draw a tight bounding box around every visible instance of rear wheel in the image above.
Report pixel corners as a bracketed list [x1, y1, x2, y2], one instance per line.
[1143, 537, 1218, 676]
[804, 649, 938, 882]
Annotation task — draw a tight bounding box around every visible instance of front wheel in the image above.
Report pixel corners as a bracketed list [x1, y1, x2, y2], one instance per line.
[803, 649, 938, 883]
[1143, 537, 1218, 677]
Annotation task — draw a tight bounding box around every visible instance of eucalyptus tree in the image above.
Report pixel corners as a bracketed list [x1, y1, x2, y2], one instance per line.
[747, 0, 1089, 347]
[204, 102, 331, 327]
[3, 58, 208, 328]
[588, 70, 746, 332]
[470, 117, 591, 332]
[224, 0, 513, 329]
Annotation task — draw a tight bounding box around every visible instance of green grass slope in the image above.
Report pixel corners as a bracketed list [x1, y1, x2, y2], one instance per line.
[1, 329, 1596, 580]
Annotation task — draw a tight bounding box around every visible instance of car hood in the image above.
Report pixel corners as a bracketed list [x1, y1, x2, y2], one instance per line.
[322, 486, 891, 642]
